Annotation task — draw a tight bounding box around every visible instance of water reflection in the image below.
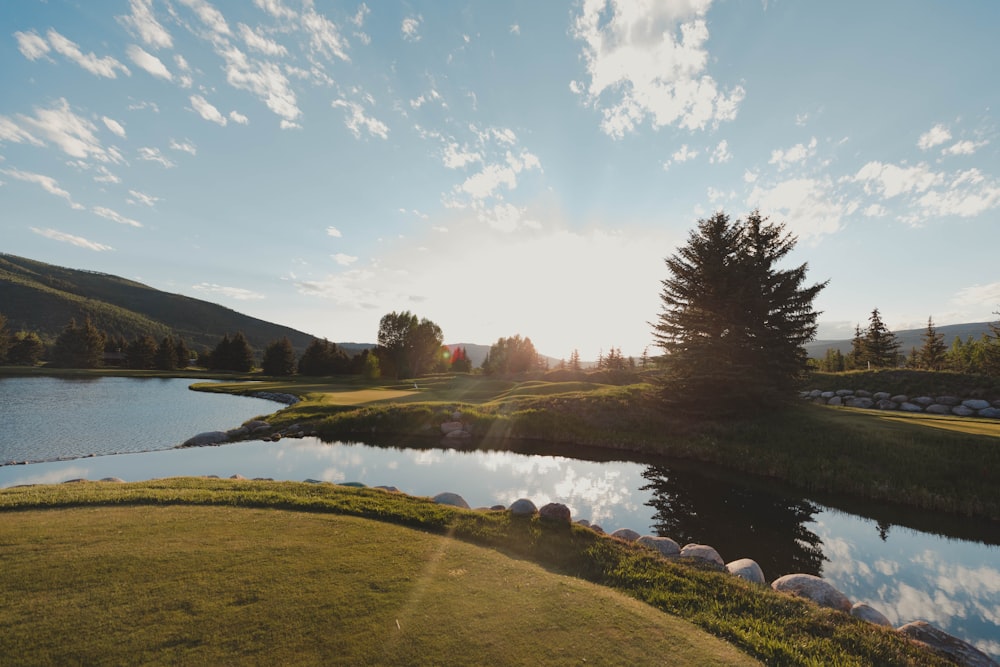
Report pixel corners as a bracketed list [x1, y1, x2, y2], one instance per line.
[641, 465, 826, 580]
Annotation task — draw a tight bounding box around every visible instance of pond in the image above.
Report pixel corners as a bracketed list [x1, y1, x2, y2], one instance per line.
[1, 376, 997, 658]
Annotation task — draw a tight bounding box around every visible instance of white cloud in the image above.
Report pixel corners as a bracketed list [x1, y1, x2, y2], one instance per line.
[402, 16, 422, 41]
[916, 175, 1000, 219]
[118, 0, 173, 49]
[351, 4, 370, 27]
[238, 23, 288, 56]
[863, 204, 887, 217]
[127, 189, 159, 207]
[853, 161, 942, 198]
[672, 144, 699, 162]
[93, 205, 142, 228]
[743, 169, 758, 183]
[93, 166, 121, 184]
[748, 177, 845, 241]
[301, 6, 350, 61]
[137, 146, 176, 168]
[178, 0, 231, 36]
[189, 95, 228, 126]
[254, 0, 297, 20]
[571, 0, 745, 137]
[46, 29, 130, 78]
[31, 227, 113, 251]
[102, 116, 127, 138]
[795, 112, 809, 126]
[126, 44, 173, 80]
[191, 283, 265, 300]
[918, 123, 951, 150]
[218, 44, 301, 122]
[326, 226, 342, 237]
[943, 139, 988, 156]
[14, 30, 51, 60]
[229, 110, 249, 125]
[1, 168, 83, 209]
[332, 99, 389, 139]
[442, 142, 481, 169]
[18, 98, 124, 163]
[510, 24, 521, 35]
[333, 253, 358, 266]
[710, 139, 732, 164]
[769, 137, 817, 170]
[0, 116, 44, 147]
[280, 120, 301, 130]
[169, 138, 197, 154]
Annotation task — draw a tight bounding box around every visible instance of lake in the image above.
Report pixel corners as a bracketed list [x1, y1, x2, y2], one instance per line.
[1, 376, 997, 658]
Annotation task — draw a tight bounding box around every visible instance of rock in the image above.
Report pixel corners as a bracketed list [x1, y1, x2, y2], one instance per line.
[891, 394, 909, 404]
[925, 404, 952, 415]
[244, 420, 270, 430]
[726, 558, 766, 584]
[62, 478, 88, 483]
[508, 498, 537, 517]
[772, 573, 851, 613]
[897, 620, 997, 667]
[900, 402, 924, 413]
[821, 391, 836, 399]
[855, 390, 873, 398]
[451, 411, 463, 421]
[845, 397, 874, 409]
[873, 392, 891, 401]
[590, 524, 605, 534]
[876, 399, 899, 410]
[226, 426, 249, 438]
[577, 519, 590, 527]
[828, 396, 843, 406]
[962, 399, 992, 411]
[610, 528, 640, 542]
[303, 478, 325, 484]
[433, 492, 470, 509]
[951, 405, 975, 417]
[808, 389, 823, 398]
[935, 396, 961, 406]
[538, 502, 571, 524]
[637, 535, 680, 557]
[912, 396, 935, 407]
[341, 481, 366, 488]
[680, 543, 724, 566]
[836, 389, 855, 397]
[374, 485, 400, 492]
[440, 421, 464, 434]
[978, 407, 1000, 419]
[850, 603, 891, 627]
[99, 477, 125, 483]
[181, 431, 229, 447]
[445, 428, 472, 439]
[229, 474, 246, 480]
[489, 505, 505, 511]
[813, 397, 828, 405]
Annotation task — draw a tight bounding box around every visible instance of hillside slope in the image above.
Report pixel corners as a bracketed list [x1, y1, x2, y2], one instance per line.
[0, 254, 317, 354]
[806, 321, 995, 358]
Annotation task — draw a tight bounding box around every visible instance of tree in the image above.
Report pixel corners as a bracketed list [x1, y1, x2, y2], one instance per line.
[450, 346, 472, 373]
[208, 332, 254, 372]
[847, 324, 865, 370]
[297, 338, 349, 376]
[126, 335, 158, 369]
[984, 312, 1000, 376]
[376, 311, 444, 379]
[482, 335, 540, 375]
[861, 308, 901, 369]
[361, 349, 381, 380]
[51, 317, 106, 368]
[0, 313, 8, 363]
[262, 337, 297, 376]
[569, 349, 582, 372]
[154, 336, 178, 371]
[7, 331, 44, 365]
[174, 338, 191, 369]
[651, 211, 826, 409]
[916, 316, 947, 371]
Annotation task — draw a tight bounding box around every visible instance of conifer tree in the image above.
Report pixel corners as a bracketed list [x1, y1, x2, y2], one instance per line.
[0, 313, 8, 363]
[7, 331, 44, 365]
[52, 317, 106, 368]
[262, 337, 296, 376]
[155, 336, 178, 371]
[127, 334, 158, 369]
[917, 316, 947, 370]
[862, 308, 901, 368]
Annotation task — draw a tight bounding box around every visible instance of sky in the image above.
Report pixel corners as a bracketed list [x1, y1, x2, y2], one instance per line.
[2, 0, 999, 361]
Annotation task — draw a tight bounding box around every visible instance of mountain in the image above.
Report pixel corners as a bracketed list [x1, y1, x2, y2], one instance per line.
[805, 321, 996, 359]
[0, 253, 318, 354]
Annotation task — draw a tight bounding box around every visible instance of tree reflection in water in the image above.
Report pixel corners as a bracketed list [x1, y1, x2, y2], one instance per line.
[640, 465, 827, 580]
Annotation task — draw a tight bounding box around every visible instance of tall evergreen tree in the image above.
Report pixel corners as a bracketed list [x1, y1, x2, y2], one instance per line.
[7, 331, 44, 366]
[127, 334, 158, 369]
[208, 332, 254, 372]
[51, 317, 106, 368]
[297, 338, 349, 376]
[862, 308, 901, 369]
[262, 337, 297, 376]
[154, 336, 178, 371]
[0, 313, 9, 363]
[174, 338, 191, 369]
[916, 316, 947, 370]
[847, 324, 865, 370]
[651, 211, 826, 409]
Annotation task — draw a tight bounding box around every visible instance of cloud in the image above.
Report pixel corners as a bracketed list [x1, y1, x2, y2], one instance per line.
[238, 23, 288, 56]
[748, 177, 846, 241]
[126, 44, 173, 80]
[301, 5, 350, 61]
[14, 30, 51, 60]
[510, 24, 521, 35]
[332, 99, 389, 139]
[769, 137, 817, 170]
[571, 0, 745, 137]
[17, 98, 124, 163]
[102, 116, 127, 138]
[672, 144, 699, 162]
[254, 0, 297, 20]
[189, 94, 228, 125]
[218, 44, 301, 122]
[1, 168, 83, 209]
[442, 142, 481, 169]
[0, 116, 44, 147]
[31, 227, 112, 251]
[46, 29, 130, 78]
[191, 283, 265, 300]
[118, 0, 173, 49]
[178, 0, 231, 36]
[93, 206, 143, 228]
[943, 139, 988, 156]
[127, 189, 159, 207]
[402, 16, 422, 41]
[326, 226, 342, 237]
[93, 166, 121, 184]
[853, 161, 942, 198]
[918, 123, 952, 150]
[229, 110, 249, 125]
[137, 146, 176, 168]
[333, 253, 358, 266]
[169, 138, 197, 154]
[710, 139, 732, 164]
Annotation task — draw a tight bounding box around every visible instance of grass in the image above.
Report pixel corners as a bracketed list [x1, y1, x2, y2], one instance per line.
[0, 478, 953, 666]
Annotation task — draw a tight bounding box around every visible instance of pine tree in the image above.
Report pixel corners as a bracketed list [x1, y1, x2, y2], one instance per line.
[262, 337, 296, 376]
[155, 336, 178, 371]
[848, 325, 865, 370]
[52, 317, 106, 368]
[652, 211, 826, 409]
[127, 335, 158, 369]
[0, 313, 8, 363]
[862, 308, 901, 368]
[916, 316, 947, 370]
[569, 349, 581, 371]
[7, 331, 44, 365]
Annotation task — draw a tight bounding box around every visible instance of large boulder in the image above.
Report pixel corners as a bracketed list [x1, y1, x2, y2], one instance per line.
[637, 535, 680, 557]
[679, 543, 724, 566]
[873, 392, 891, 401]
[610, 528, 640, 542]
[876, 399, 899, 410]
[897, 620, 997, 667]
[508, 498, 537, 517]
[951, 405, 975, 417]
[538, 502, 571, 524]
[181, 431, 229, 447]
[912, 396, 935, 407]
[772, 573, 851, 613]
[432, 492, 470, 509]
[962, 399, 992, 411]
[899, 402, 924, 413]
[850, 603, 891, 627]
[845, 397, 874, 409]
[925, 404, 952, 415]
[935, 396, 961, 406]
[827, 396, 843, 406]
[978, 407, 1000, 419]
[726, 558, 766, 585]
[440, 421, 464, 434]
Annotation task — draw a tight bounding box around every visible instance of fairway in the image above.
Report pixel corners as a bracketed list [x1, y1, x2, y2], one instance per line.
[317, 388, 418, 405]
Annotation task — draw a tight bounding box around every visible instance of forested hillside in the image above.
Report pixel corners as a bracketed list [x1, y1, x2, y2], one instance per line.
[0, 254, 317, 354]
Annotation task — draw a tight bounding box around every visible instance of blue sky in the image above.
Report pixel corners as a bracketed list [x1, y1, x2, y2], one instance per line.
[2, 0, 999, 360]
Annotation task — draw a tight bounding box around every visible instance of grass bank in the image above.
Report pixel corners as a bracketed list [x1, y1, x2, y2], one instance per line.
[0, 478, 951, 666]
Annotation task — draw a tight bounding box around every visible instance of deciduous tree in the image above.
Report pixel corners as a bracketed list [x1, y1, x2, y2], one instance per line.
[376, 311, 444, 379]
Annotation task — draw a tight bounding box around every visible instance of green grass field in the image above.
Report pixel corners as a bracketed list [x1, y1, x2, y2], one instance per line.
[0, 479, 952, 666]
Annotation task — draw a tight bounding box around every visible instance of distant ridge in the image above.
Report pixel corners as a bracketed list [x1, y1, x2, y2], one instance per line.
[0, 253, 318, 354]
[805, 321, 996, 359]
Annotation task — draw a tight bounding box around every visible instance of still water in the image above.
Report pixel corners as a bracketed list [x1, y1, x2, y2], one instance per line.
[1, 376, 997, 658]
